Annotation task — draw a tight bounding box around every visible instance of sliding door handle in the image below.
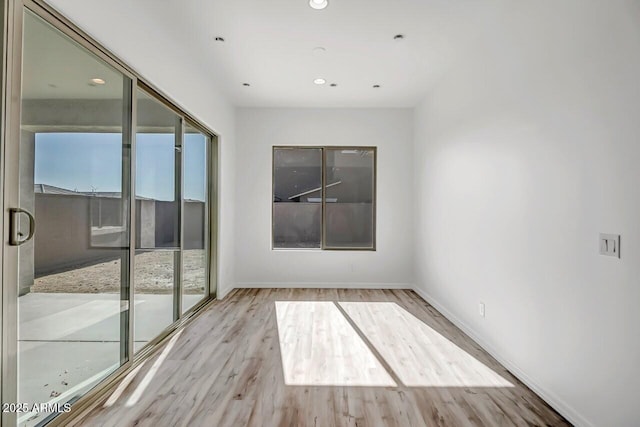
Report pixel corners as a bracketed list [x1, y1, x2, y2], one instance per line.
[9, 208, 36, 246]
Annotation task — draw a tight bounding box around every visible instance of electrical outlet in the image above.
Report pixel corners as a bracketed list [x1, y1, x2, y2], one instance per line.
[479, 302, 485, 318]
[599, 233, 621, 258]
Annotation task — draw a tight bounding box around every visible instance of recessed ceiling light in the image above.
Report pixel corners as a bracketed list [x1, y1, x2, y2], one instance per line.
[393, 34, 405, 40]
[373, 84, 381, 88]
[215, 36, 225, 42]
[314, 78, 326, 85]
[242, 83, 251, 87]
[89, 78, 105, 85]
[309, 0, 328, 10]
[330, 83, 337, 87]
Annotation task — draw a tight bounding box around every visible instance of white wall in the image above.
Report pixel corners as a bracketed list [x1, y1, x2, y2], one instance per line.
[46, 0, 237, 297]
[413, 1, 640, 426]
[235, 108, 413, 288]
[42, 2, 640, 425]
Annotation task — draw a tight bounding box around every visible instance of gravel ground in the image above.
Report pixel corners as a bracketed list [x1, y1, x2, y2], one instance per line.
[31, 250, 207, 294]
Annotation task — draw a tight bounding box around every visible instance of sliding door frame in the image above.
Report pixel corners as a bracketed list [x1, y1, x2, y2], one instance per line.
[0, 0, 220, 425]
[175, 116, 184, 321]
[182, 119, 217, 309]
[0, 0, 4, 420]
[1, 0, 21, 425]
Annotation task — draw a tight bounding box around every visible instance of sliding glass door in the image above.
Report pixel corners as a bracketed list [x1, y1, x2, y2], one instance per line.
[15, 10, 132, 426]
[1, 4, 217, 426]
[134, 88, 182, 351]
[182, 123, 210, 313]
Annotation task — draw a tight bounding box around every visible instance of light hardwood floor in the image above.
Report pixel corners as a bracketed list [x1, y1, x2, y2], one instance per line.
[81, 289, 570, 427]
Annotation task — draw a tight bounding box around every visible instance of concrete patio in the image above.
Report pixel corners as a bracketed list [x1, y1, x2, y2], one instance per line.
[17, 292, 203, 424]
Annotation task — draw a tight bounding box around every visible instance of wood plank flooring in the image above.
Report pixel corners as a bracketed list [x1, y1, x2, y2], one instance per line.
[275, 301, 396, 387]
[80, 289, 571, 427]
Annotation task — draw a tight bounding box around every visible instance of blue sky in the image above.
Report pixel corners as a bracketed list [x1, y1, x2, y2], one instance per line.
[35, 132, 207, 201]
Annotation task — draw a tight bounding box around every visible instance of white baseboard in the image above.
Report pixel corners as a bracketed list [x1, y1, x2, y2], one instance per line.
[235, 282, 413, 289]
[216, 285, 233, 300]
[411, 285, 592, 427]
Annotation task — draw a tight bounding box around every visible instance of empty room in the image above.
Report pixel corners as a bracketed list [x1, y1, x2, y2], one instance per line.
[0, 0, 638, 426]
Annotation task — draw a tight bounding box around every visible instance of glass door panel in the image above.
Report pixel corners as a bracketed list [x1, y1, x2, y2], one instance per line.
[134, 88, 181, 351]
[182, 123, 209, 313]
[17, 10, 131, 426]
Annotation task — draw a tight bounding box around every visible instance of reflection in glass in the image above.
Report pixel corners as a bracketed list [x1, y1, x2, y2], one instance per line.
[273, 148, 322, 248]
[134, 89, 181, 350]
[182, 124, 209, 313]
[18, 11, 130, 426]
[325, 149, 375, 248]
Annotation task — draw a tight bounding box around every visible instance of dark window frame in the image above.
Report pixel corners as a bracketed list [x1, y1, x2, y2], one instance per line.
[272, 146, 377, 251]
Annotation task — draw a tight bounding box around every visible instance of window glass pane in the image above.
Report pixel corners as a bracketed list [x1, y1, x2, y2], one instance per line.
[135, 90, 180, 249]
[182, 123, 209, 313]
[324, 148, 375, 248]
[18, 10, 131, 425]
[134, 88, 181, 350]
[273, 148, 322, 248]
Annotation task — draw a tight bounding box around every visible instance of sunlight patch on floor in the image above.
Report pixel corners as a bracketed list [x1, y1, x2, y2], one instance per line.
[338, 302, 514, 387]
[275, 301, 397, 387]
[104, 360, 148, 407]
[126, 329, 183, 407]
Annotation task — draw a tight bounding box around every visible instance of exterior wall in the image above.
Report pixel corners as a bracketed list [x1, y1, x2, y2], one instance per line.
[34, 194, 118, 276]
[33, 194, 204, 277]
[184, 201, 205, 250]
[138, 199, 156, 248]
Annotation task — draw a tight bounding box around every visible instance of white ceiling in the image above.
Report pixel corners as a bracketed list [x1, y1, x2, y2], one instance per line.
[138, 0, 488, 108]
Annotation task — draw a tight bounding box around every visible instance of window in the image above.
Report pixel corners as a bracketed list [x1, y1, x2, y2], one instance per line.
[272, 147, 376, 250]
